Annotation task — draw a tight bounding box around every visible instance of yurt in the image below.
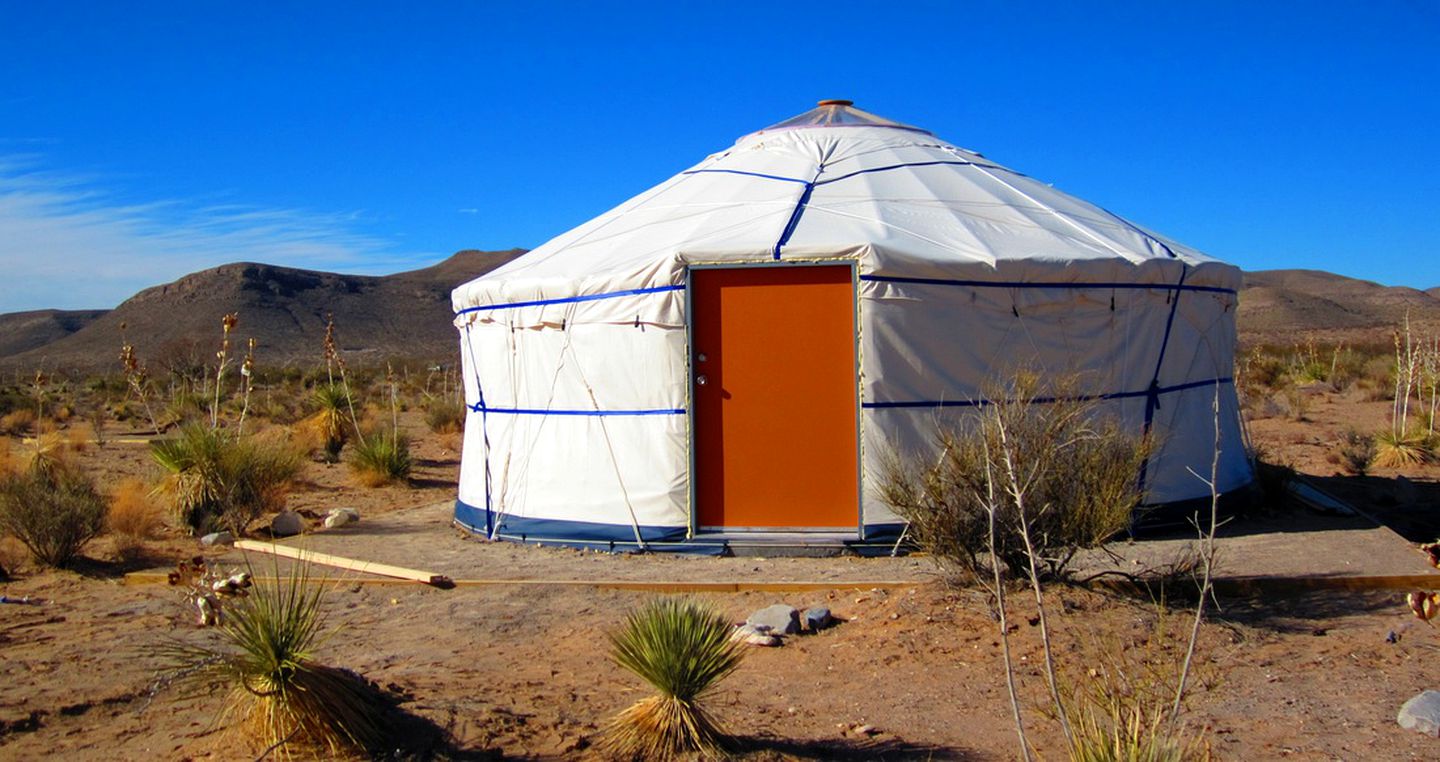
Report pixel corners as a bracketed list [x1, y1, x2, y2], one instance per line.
[451, 100, 1252, 552]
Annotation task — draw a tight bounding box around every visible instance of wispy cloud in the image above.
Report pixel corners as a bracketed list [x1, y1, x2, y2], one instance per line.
[0, 156, 432, 312]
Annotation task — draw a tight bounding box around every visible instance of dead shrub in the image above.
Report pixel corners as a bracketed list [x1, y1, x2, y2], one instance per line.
[879, 372, 1153, 583]
[1336, 429, 1376, 476]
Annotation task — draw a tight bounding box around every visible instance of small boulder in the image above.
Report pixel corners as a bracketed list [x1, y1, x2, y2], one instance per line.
[1399, 690, 1440, 736]
[804, 606, 833, 632]
[270, 511, 305, 537]
[748, 604, 801, 635]
[200, 531, 235, 547]
[324, 508, 360, 529]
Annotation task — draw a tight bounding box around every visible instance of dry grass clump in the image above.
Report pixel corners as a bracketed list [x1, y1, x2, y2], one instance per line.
[166, 562, 394, 758]
[151, 424, 302, 536]
[0, 457, 106, 568]
[601, 597, 745, 760]
[880, 372, 1152, 582]
[0, 408, 37, 436]
[108, 477, 164, 556]
[1334, 429, 1377, 476]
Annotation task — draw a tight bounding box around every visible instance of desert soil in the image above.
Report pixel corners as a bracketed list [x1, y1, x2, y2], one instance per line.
[5, 400, 1440, 760]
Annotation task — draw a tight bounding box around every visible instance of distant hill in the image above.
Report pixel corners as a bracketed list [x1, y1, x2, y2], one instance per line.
[0, 309, 109, 360]
[3, 257, 1436, 374]
[0, 249, 525, 374]
[1237, 269, 1440, 345]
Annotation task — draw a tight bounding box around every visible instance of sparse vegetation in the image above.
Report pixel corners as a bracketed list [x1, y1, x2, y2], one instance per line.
[601, 597, 745, 760]
[880, 372, 1152, 583]
[301, 384, 353, 462]
[423, 397, 466, 434]
[1335, 429, 1376, 476]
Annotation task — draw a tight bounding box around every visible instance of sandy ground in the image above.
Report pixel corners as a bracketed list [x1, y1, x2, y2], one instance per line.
[5, 401, 1440, 760]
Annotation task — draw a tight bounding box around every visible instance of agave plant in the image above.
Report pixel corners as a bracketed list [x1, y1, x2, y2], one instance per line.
[166, 561, 391, 757]
[602, 597, 745, 760]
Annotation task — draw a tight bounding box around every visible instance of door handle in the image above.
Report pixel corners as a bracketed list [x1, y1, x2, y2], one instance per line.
[696, 375, 708, 386]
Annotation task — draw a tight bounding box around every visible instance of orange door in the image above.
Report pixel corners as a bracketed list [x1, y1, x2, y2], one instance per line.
[692, 266, 858, 529]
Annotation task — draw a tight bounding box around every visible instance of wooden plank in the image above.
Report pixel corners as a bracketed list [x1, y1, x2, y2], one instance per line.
[232, 540, 455, 588]
[121, 571, 918, 592]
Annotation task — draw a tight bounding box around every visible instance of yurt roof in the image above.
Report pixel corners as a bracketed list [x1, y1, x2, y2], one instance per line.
[454, 101, 1238, 313]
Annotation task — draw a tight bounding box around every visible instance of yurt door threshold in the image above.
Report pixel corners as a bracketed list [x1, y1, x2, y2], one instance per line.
[686, 262, 862, 538]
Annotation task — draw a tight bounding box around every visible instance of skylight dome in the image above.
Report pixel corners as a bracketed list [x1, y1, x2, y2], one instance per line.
[755, 99, 931, 135]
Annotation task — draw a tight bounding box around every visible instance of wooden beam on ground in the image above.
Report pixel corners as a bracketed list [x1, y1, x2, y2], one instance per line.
[231, 540, 455, 588]
[121, 571, 918, 593]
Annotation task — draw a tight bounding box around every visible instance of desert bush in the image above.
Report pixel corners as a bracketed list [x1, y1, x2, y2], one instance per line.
[151, 425, 301, 536]
[1336, 429, 1376, 476]
[423, 398, 466, 434]
[1279, 386, 1310, 421]
[108, 477, 164, 556]
[880, 373, 1153, 582]
[165, 562, 393, 757]
[601, 597, 745, 760]
[0, 459, 107, 567]
[348, 430, 412, 487]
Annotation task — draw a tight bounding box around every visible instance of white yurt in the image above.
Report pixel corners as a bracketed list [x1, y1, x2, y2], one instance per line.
[451, 100, 1252, 552]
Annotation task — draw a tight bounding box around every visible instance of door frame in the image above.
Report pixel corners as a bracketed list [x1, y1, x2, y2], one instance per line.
[683, 259, 864, 537]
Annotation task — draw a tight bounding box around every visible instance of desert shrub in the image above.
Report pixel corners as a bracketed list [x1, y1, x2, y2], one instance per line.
[300, 384, 353, 462]
[166, 562, 393, 757]
[0, 408, 37, 436]
[163, 390, 207, 429]
[601, 597, 745, 760]
[880, 373, 1153, 582]
[0, 460, 107, 567]
[423, 398, 466, 434]
[1279, 386, 1310, 421]
[348, 430, 412, 487]
[108, 477, 164, 556]
[1336, 429, 1376, 476]
[151, 425, 301, 536]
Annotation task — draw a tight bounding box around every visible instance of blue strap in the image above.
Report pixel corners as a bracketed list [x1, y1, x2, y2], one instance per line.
[455, 284, 683, 316]
[1137, 267, 1190, 495]
[860, 274, 1235, 296]
[861, 376, 1232, 410]
[467, 403, 685, 417]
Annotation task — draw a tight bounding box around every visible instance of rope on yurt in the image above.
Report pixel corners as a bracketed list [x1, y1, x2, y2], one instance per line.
[461, 323, 496, 538]
[1137, 266, 1191, 497]
[771, 159, 832, 260]
[569, 345, 649, 551]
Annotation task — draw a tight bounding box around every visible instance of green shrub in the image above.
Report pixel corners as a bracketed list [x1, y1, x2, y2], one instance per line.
[151, 425, 301, 535]
[348, 430, 412, 487]
[880, 372, 1153, 582]
[601, 597, 745, 760]
[302, 384, 353, 462]
[0, 460, 106, 567]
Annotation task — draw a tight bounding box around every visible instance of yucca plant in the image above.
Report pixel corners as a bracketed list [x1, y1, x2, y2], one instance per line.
[602, 597, 745, 760]
[151, 424, 301, 535]
[1373, 428, 1433, 469]
[347, 429, 412, 487]
[302, 384, 353, 462]
[1067, 697, 1205, 762]
[166, 561, 392, 758]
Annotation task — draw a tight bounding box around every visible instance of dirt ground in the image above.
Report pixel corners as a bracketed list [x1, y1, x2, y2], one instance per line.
[5, 401, 1440, 760]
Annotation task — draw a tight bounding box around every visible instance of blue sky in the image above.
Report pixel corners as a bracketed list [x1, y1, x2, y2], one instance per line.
[2, 2, 1437, 312]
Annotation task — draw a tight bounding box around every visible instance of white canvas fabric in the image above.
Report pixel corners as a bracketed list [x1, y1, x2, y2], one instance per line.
[452, 102, 1250, 545]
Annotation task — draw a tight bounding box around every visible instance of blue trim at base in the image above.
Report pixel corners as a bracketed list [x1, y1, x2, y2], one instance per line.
[453, 499, 908, 556]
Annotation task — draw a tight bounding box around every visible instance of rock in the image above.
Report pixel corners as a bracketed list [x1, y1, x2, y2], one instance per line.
[748, 604, 800, 635]
[745, 632, 782, 647]
[803, 606, 833, 632]
[1400, 691, 1440, 736]
[270, 511, 304, 537]
[324, 508, 360, 529]
[729, 623, 774, 642]
[200, 531, 235, 547]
